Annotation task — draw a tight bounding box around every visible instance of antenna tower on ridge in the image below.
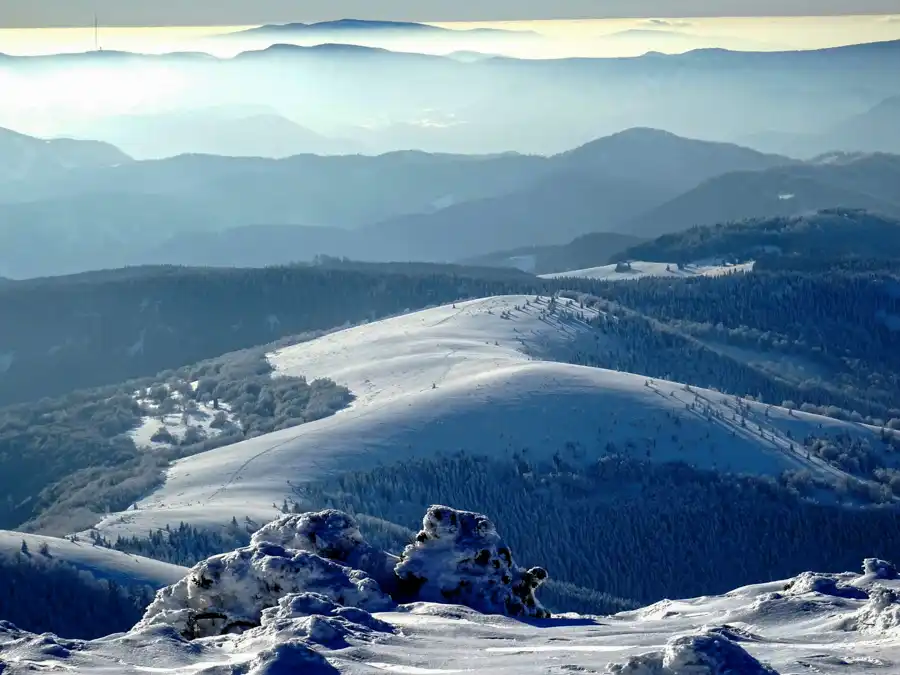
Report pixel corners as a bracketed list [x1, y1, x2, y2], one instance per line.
[93, 13, 103, 51]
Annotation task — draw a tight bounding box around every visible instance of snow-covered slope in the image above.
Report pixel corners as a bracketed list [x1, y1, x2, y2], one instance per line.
[541, 260, 755, 280]
[90, 295, 880, 540]
[5, 506, 900, 674]
[0, 530, 186, 588]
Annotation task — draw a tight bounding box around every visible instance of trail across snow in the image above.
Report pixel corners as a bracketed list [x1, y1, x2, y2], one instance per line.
[88, 295, 882, 541]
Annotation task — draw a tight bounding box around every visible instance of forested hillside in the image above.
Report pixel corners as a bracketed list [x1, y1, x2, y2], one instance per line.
[613, 209, 900, 265]
[0, 344, 350, 534]
[0, 263, 545, 405]
[291, 453, 900, 605]
[0, 547, 154, 638]
[582, 269, 900, 421]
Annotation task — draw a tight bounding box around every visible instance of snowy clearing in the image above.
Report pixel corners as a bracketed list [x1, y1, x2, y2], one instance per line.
[540, 260, 755, 280]
[90, 295, 880, 541]
[129, 383, 239, 450]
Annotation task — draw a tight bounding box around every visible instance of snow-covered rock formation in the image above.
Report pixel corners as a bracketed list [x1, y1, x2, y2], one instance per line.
[608, 631, 780, 674]
[251, 510, 398, 592]
[851, 584, 900, 634]
[781, 571, 867, 599]
[137, 542, 393, 639]
[137, 505, 548, 639]
[395, 504, 550, 618]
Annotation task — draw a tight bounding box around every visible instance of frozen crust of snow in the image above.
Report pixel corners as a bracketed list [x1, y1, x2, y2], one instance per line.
[89, 295, 884, 541]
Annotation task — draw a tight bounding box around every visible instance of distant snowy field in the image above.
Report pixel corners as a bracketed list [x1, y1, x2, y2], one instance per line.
[0, 530, 186, 588]
[90, 294, 882, 541]
[541, 260, 755, 280]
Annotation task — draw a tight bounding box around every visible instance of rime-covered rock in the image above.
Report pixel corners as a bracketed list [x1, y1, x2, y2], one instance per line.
[851, 585, 900, 633]
[136, 542, 392, 639]
[607, 631, 780, 674]
[394, 504, 549, 618]
[862, 558, 898, 580]
[251, 510, 398, 592]
[782, 572, 867, 599]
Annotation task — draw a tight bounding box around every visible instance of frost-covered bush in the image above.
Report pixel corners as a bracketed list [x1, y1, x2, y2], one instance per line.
[137, 542, 392, 639]
[251, 510, 398, 592]
[607, 631, 780, 674]
[394, 505, 549, 618]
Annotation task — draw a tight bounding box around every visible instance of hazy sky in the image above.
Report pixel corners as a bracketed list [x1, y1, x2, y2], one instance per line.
[3, 0, 899, 27]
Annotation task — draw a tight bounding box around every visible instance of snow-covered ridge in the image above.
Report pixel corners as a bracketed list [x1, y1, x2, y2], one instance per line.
[0, 530, 186, 588]
[5, 506, 900, 674]
[90, 295, 885, 540]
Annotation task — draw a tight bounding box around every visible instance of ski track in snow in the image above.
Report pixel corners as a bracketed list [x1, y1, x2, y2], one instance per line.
[87, 294, 882, 541]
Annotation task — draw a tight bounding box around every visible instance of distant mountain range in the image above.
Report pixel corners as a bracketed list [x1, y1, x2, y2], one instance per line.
[221, 19, 538, 40]
[67, 108, 363, 160]
[0, 126, 801, 277]
[742, 95, 900, 158]
[624, 152, 900, 238]
[8, 37, 900, 157]
[4, 124, 899, 278]
[0, 127, 130, 182]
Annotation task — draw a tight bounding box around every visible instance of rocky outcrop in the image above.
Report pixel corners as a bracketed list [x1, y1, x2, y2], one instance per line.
[251, 510, 398, 592]
[394, 504, 549, 618]
[137, 505, 552, 640]
[136, 542, 392, 639]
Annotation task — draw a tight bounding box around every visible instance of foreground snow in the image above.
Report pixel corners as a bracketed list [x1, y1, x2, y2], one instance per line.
[540, 260, 755, 281]
[0, 530, 186, 588]
[89, 295, 882, 540]
[5, 507, 900, 674]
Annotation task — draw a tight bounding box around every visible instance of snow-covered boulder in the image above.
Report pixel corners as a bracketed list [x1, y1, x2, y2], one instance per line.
[607, 631, 780, 674]
[232, 640, 339, 675]
[850, 585, 900, 634]
[862, 558, 898, 581]
[251, 510, 398, 592]
[136, 542, 393, 639]
[782, 572, 867, 599]
[394, 504, 549, 618]
[258, 592, 394, 647]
